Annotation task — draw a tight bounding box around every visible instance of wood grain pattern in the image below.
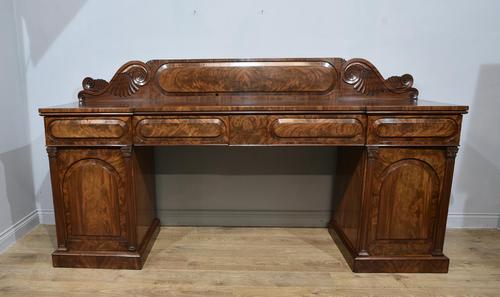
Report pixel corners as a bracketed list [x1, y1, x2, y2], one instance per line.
[341, 58, 419, 99]
[47, 147, 158, 269]
[330, 147, 366, 253]
[39, 56, 467, 273]
[45, 117, 131, 146]
[2, 226, 500, 296]
[229, 115, 269, 145]
[366, 149, 447, 256]
[157, 61, 337, 94]
[134, 116, 229, 145]
[137, 118, 224, 138]
[56, 149, 130, 252]
[78, 61, 152, 101]
[39, 99, 468, 114]
[49, 119, 126, 139]
[271, 118, 363, 138]
[329, 146, 459, 272]
[63, 158, 121, 237]
[76, 57, 421, 102]
[373, 118, 457, 138]
[230, 115, 366, 145]
[368, 115, 462, 145]
[132, 147, 157, 250]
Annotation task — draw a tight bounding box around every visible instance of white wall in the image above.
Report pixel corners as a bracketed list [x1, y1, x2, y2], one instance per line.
[1, 0, 499, 235]
[0, 0, 38, 252]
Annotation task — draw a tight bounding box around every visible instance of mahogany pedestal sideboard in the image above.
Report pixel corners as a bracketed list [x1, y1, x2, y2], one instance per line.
[39, 57, 468, 273]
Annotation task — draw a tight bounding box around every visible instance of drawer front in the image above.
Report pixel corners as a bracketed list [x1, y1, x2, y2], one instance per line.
[368, 115, 462, 146]
[134, 116, 229, 145]
[230, 115, 366, 145]
[45, 117, 131, 145]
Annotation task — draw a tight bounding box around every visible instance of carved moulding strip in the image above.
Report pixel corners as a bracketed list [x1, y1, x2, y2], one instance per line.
[341, 58, 419, 99]
[78, 61, 152, 102]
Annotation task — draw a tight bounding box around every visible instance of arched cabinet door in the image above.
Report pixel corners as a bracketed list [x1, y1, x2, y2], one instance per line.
[364, 148, 448, 256]
[50, 148, 133, 252]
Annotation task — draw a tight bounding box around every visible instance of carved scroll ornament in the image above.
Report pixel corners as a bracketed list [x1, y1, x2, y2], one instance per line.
[341, 59, 419, 99]
[78, 61, 152, 102]
[77, 57, 419, 102]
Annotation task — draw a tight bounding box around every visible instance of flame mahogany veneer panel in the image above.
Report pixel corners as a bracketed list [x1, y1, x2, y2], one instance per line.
[367, 115, 462, 146]
[156, 61, 337, 94]
[230, 115, 366, 145]
[45, 117, 132, 146]
[134, 116, 229, 145]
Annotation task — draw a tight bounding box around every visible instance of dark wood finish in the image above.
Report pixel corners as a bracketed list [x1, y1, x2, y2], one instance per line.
[156, 61, 337, 94]
[365, 148, 447, 256]
[229, 114, 366, 145]
[134, 116, 229, 145]
[39, 99, 468, 114]
[45, 116, 132, 146]
[40, 57, 467, 272]
[331, 147, 366, 253]
[329, 146, 458, 272]
[133, 147, 157, 247]
[47, 146, 158, 269]
[76, 58, 418, 103]
[270, 117, 363, 140]
[367, 115, 462, 146]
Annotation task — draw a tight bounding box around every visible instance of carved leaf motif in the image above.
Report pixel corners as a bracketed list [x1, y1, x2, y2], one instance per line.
[343, 63, 379, 95]
[77, 57, 419, 101]
[342, 59, 418, 99]
[108, 63, 150, 97]
[78, 61, 151, 101]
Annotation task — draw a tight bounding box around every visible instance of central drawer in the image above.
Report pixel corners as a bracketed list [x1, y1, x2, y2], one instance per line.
[230, 115, 366, 145]
[134, 116, 229, 145]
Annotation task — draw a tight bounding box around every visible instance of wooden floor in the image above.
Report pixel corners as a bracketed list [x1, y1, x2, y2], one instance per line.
[1, 226, 500, 296]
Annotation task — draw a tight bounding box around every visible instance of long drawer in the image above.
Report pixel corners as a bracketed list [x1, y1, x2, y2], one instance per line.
[45, 116, 132, 146]
[367, 115, 462, 146]
[230, 115, 367, 145]
[134, 116, 229, 145]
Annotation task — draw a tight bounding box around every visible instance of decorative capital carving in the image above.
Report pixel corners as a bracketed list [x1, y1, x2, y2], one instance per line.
[366, 146, 379, 159]
[120, 146, 133, 158]
[341, 58, 418, 99]
[78, 61, 152, 102]
[46, 147, 58, 158]
[446, 146, 459, 158]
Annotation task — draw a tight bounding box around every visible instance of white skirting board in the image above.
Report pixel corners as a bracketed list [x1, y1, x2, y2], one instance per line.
[158, 210, 500, 228]
[38, 208, 55, 225]
[447, 213, 500, 229]
[0, 210, 39, 253]
[22, 209, 500, 228]
[158, 210, 333, 227]
[1, 209, 499, 254]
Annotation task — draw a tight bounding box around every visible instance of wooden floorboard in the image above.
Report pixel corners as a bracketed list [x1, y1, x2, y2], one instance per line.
[1, 225, 500, 296]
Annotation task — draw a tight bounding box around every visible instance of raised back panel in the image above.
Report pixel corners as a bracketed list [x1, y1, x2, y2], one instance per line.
[77, 57, 418, 102]
[156, 61, 336, 94]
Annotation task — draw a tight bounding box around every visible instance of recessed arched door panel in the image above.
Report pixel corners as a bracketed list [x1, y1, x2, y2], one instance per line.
[57, 149, 130, 251]
[366, 148, 446, 256]
[63, 159, 121, 237]
[376, 160, 440, 240]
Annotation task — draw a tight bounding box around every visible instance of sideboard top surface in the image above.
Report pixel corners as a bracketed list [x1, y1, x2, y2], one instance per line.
[39, 99, 468, 114]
